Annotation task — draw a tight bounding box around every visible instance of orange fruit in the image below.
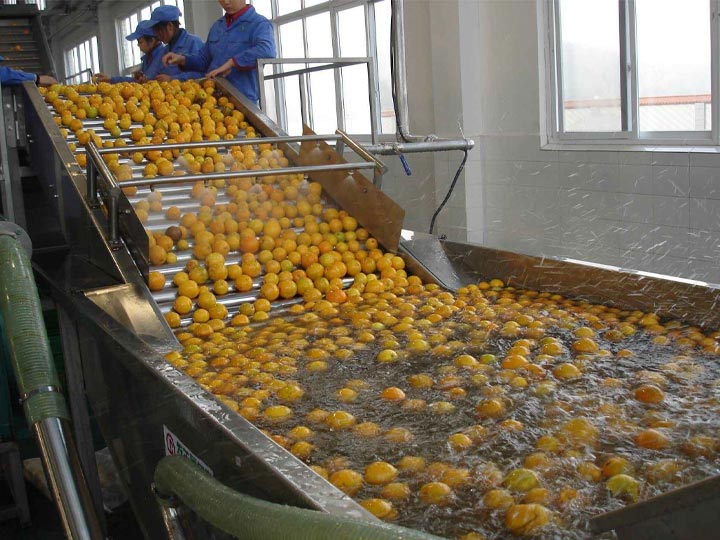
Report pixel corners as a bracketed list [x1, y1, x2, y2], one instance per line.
[148, 271, 166, 291]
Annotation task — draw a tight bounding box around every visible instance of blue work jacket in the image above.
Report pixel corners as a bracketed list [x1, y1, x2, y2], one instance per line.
[183, 6, 276, 103]
[159, 29, 204, 81]
[111, 44, 166, 83]
[0, 66, 35, 86]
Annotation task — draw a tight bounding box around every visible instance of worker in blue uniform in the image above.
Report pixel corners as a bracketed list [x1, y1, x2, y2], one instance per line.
[162, 0, 276, 104]
[0, 56, 56, 86]
[95, 20, 164, 84]
[149, 5, 204, 82]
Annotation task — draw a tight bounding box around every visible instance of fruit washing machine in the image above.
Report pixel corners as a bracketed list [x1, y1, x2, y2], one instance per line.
[12, 77, 720, 540]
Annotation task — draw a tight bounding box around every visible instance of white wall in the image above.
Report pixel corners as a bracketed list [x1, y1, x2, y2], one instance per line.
[398, 0, 720, 285]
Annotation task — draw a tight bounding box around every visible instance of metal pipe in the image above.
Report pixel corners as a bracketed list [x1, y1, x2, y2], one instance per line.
[33, 417, 104, 540]
[108, 188, 120, 247]
[155, 497, 188, 540]
[336, 129, 387, 174]
[118, 162, 376, 188]
[85, 158, 98, 206]
[92, 134, 342, 155]
[365, 139, 475, 155]
[391, 0, 424, 143]
[390, 0, 475, 156]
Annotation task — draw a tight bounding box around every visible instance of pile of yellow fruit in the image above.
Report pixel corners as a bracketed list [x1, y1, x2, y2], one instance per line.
[41, 79, 391, 326]
[166, 279, 720, 539]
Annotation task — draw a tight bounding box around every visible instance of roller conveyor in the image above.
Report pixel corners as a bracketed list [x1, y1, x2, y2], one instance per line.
[14, 77, 720, 540]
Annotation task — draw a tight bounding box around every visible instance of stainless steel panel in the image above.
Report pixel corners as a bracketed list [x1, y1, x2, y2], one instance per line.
[40, 282, 371, 539]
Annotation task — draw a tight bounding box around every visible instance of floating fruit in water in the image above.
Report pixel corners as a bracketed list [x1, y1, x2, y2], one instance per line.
[505, 504, 551, 536]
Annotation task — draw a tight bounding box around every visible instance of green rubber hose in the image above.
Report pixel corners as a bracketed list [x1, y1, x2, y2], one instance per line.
[0, 233, 69, 424]
[154, 455, 445, 540]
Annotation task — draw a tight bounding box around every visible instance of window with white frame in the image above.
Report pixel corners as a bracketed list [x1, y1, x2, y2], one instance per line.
[116, 0, 185, 75]
[1, 0, 47, 9]
[64, 36, 100, 84]
[251, 0, 395, 138]
[544, 0, 714, 145]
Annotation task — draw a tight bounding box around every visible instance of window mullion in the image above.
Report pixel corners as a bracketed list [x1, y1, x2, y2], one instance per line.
[302, 11, 313, 130]
[619, 0, 629, 132]
[330, 6, 345, 133]
[271, 0, 289, 132]
[627, 0, 639, 139]
[711, 0, 719, 143]
[365, 1, 380, 142]
[552, 0, 565, 137]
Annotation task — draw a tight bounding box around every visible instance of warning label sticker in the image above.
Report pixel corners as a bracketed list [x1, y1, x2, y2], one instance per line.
[163, 425, 213, 476]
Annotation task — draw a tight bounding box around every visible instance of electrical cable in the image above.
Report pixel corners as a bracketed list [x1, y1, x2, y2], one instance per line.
[428, 149, 469, 235]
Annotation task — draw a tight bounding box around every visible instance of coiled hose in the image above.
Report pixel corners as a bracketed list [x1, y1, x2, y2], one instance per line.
[154, 455, 445, 540]
[0, 231, 69, 424]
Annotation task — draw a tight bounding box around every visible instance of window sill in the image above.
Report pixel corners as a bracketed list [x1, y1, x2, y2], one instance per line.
[541, 142, 720, 154]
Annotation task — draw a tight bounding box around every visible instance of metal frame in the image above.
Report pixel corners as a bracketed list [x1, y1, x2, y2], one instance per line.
[544, 0, 718, 146]
[262, 0, 385, 139]
[0, 84, 14, 221]
[259, 57, 381, 144]
[85, 131, 386, 247]
[63, 36, 99, 86]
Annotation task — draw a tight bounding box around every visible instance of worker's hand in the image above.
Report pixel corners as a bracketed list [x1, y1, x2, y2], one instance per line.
[94, 73, 111, 83]
[155, 74, 171, 83]
[206, 59, 234, 79]
[37, 75, 57, 87]
[132, 71, 147, 83]
[163, 53, 185, 67]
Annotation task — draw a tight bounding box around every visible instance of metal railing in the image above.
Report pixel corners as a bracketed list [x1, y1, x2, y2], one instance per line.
[84, 132, 387, 247]
[64, 68, 93, 85]
[258, 58, 381, 145]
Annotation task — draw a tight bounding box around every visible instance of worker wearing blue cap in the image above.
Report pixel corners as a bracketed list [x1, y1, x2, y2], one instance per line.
[95, 20, 164, 83]
[149, 5, 204, 82]
[0, 55, 56, 86]
[162, 0, 276, 103]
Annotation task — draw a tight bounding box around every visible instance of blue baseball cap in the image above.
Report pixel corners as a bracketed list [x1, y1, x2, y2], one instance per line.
[125, 20, 156, 41]
[149, 5, 182, 26]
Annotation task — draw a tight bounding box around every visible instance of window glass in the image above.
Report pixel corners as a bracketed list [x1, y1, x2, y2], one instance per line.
[260, 0, 392, 136]
[310, 71, 338, 133]
[342, 65, 371, 134]
[306, 12, 332, 57]
[636, 0, 711, 132]
[251, 0, 272, 19]
[338, 6, 367, 57]
[374, 0, 394, 134]
[278, 0, 302, 16]
[64, 36, 100, 84]
[284, 74, 303, 135]
[558, 0, 621, 132]
[279, 20, 304, 58]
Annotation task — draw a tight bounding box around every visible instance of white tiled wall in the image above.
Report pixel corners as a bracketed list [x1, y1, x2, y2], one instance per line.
[366, 0, 720, 284]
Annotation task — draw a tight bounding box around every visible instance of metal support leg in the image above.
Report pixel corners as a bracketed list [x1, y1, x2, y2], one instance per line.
[56, 306, 107, 536]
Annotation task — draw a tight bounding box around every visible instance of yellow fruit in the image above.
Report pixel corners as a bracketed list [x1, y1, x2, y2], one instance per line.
[505, 504, 551, 536]
[360, 498, 395, 520]
[503, 469, 540, 492]
[606, 474, 639, 501]
[329, 469, 363, 495]
[418, 482, 453, 506]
